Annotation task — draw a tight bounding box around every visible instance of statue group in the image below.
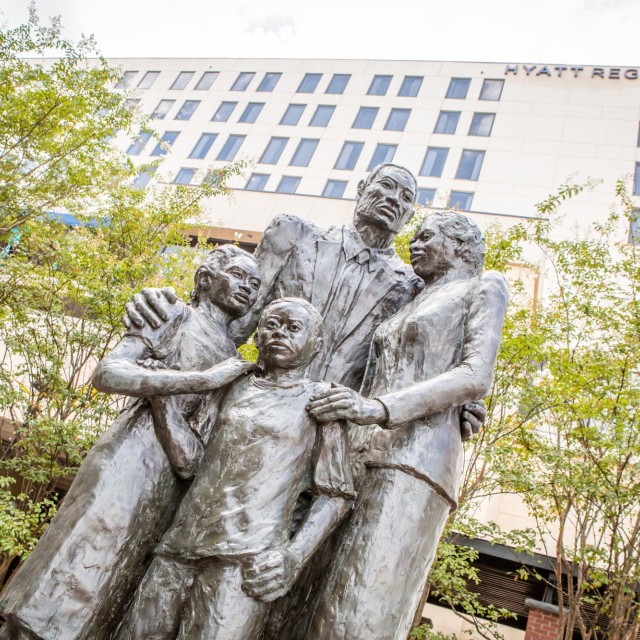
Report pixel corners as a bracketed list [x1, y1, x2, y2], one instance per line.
[0, 164, 508, 640]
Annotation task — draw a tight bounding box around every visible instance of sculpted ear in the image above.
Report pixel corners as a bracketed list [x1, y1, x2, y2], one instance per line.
[198, 273, 212, 290]
[356, 179, 366, 198]
[312, 335, 324, 356]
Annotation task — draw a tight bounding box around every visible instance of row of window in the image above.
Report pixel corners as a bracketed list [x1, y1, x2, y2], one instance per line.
[141, 98, 496, 137]
[165, 169, 474, 211]
[117, 68, 505, 101]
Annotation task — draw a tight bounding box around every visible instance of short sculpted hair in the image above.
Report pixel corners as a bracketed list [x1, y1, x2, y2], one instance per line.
[429, 211, 486, 274]
[190, 244, 256, 307]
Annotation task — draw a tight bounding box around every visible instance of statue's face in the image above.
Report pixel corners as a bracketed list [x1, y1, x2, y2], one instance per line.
[256, 301, 321, 370]
[204, 254, 261, 317]
[409, 217, 458, 281]
[353, 167, 416, 234]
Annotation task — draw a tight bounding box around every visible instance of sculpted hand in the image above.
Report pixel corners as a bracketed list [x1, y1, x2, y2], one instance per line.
[241, 548, 300, 602]
[306, 383, 388, 425]
[122, 287, 179, 331]
[205, 358, 257, 390]
[460, 399, 487, 441]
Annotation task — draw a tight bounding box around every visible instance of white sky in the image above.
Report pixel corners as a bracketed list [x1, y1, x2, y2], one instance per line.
[3, 0, 640, 66]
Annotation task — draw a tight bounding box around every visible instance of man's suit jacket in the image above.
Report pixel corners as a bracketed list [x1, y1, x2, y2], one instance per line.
[232, 214, 422, 390]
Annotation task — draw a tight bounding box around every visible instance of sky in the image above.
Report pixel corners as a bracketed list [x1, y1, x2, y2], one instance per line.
[3, 0, 640, 66]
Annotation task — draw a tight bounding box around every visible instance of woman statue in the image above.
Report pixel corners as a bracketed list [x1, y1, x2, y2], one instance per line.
[0, 245, 260, 640]
[306, 211, 509, 640]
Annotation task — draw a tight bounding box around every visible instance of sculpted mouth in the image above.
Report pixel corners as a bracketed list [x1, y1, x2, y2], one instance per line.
[265, 340, 290, 351]
[234, 292, 250, 305]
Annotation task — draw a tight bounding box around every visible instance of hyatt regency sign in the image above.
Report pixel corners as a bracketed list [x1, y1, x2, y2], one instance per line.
[504, 64, 638, 79]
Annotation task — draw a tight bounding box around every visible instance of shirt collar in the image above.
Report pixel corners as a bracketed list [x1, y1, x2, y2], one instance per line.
[342, 225, 395, 272]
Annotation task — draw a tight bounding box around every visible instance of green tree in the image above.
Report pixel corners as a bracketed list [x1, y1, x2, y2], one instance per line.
[0, 8, 245, 584]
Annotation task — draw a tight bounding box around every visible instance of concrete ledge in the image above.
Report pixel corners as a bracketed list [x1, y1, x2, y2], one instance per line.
[525, 598, 560, 615]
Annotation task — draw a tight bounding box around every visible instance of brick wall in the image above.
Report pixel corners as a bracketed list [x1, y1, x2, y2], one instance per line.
[525, 600, 560, 640]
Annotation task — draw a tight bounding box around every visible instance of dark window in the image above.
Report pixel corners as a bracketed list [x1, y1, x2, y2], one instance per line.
[257, 72, 281, 92]
[189, 133, 217, 159]
[127, 131, 152, 156]
[385, 108, 411, 131]
[368, 75, 392, 96]
[420, 147, 448, 177]
[398, 76, 423, 97]
[174, 168, 195, 185]
[297, 73, 322, 93]
[469, 113, 495, 137]
[153, 99, 175, 120]
[212, 101, 237, 122]
[290, 139, 319, 166]
[310, 105, 336, 127]
[239, 102, 264, 124]
[335, 141, 364, 170]
[175, 100, 200, 121]
[326, 74, 350, 94]
[322, 180, 347, 198]
[446, 78, 471, 99]
[368, 143, 397, 170]
[195, 71, 218, 90]
[434, 111, 460, 134]
[456, 150, 485, 181]
[216, 134, 245, 161]
[634, 163, 640, 195]
[260, 137, 289, 164]
[448, 191, 474, 211]
[416, 188, 436, 206]
[170, 71, 194, 90]
[115, 70, 137, 89]
[150, 131, 179, 157]
[276, 176, 301, 194]
[138, 71, 160, 89]
[280, 104, 306, 125]
[246, 173, 269, 191]
[480, 79, 504, 101]
[231, 72, 255, 91]
[353, 107, 379, 129]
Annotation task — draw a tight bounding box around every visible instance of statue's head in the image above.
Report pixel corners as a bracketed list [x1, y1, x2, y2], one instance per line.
[353, 164, 417, 236]
[255, 297, 323, 370]
[190, 245, 261, 318]
[409, 211, 486, 283]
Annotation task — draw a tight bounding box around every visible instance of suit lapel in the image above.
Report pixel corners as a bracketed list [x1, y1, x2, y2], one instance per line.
[311, 239, 344, 311]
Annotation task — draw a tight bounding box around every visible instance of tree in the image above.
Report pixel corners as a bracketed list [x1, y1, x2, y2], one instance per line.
[0, 8, 245, 584]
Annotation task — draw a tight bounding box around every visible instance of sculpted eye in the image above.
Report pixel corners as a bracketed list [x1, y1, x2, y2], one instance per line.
[228, 269, 243, 279]
[289, 323, 302, 332]
[380, 179, 394, 189]
[250, 281, 260, 291]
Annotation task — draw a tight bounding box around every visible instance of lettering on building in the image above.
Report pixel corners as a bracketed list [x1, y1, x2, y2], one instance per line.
[504, 64, 638, 80]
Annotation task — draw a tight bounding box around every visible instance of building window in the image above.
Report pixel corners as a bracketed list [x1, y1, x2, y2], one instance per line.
[398, 76, 423, 97]
[127, 131, 152, 156]
[634, 163, 640, 195]
[126, 98, 141, 110]
[368, 75, 392, 96]
[309, 105, 336, 127]
[290, 139, 319, 166]
[231, 72, 255, 91]
[368, 143, 397, 170]
[245, 173, 269, 191]
[170, 71, 194, 90]
[174, 168, 196, 185]
[260, 137, 289, 164]
[280, 104, 306, 126]
[150, 131, 179, 157]
[212, 101, 237, 122]
[137, 71, 160, 89]
[434, 111, 460, 135]
[469, 113, 495, 137]
[297, 73, 322, 93]
[132, 167, 156, 189]
[353, 107, 379, 129]
[326, 74, 350, 94]
[419, 147, 448, 177]
[416, 188, 436, 206]
[322, 180, 347, 198]
[335, 141, 364, 170]
[195, 71, 218, 90]
[257, 72, 281, 92]
[238, 102, 265, 124]
[153, 99, 175, 120]
[480, 79, 504, 101]
[175, 100, 201, 121]
[276, 176, 301, 194]
[456, 150, 485, 180]
[115, 71, 137, 89]
[446, 78, 471, 99]
[384, 108, 411, 132]
[216, 134, 245, 161]
[189, 133, 217, 159]
[449, 190, 474, 211]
